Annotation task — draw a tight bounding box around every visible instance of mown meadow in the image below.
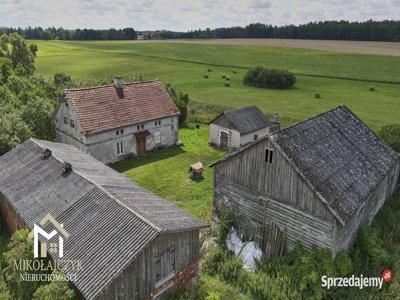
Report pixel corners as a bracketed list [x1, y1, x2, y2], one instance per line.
[34, 40, 400, 130]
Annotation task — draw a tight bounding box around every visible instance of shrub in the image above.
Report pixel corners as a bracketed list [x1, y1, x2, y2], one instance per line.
[219, 256, 243, 283]
[166, 84, 189, 125]
[163, 287, 192, 300]
[243, 66, 296, 89]
[216, 209, 234, 248]
[202, 246, 228, 275]
[379, 124, 400, 152]
[32, 271, 75, 300]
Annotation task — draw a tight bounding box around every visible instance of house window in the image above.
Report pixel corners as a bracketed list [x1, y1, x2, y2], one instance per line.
[158, 120, 161, 125]
[155, 121, 158, 126]
[116, 130, 119, 135]
[254, 134, 258, 141]
[120, 129, 124, 134]
[70, 119, 75, 128]
[117, 141, 124, 155]
[137, 125, 140, 130]
[141, 124, 144, 129]
[171, 118, 174, 123]
[155, 130, 161, 145]
[65, 102, 68, 107]
[63, 116, 68, 125]
[265, 149, 273, 163]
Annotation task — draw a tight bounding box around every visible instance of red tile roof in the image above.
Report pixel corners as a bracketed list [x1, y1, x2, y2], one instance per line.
[65, 80, 180, 135]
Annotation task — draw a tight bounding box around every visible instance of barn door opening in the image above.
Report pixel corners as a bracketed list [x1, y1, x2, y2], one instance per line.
[263, 222, 286, 259]
[219, 131, 229, 148]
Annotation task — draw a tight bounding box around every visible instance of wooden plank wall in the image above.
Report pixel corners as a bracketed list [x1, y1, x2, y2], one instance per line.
[214, 176, 335, 251]
[214, 138, 333, 220]
[96, 230, 200, 300]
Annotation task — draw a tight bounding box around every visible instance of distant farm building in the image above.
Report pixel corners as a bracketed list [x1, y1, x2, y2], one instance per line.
[209, 105, 280, 149]
[0, 139, 206, 300]
[210, 105, 400, 257]
[55, 78, 180, 163]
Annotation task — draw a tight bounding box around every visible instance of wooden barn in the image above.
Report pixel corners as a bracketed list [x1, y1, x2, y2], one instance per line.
[210, 105, 400, 257]
[209, 105, 280, 149]
[0, 139, 206, 300]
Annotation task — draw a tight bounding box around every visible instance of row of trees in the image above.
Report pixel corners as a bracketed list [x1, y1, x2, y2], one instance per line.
[0, 27, 137, 41]
[157, 20, 400, 42]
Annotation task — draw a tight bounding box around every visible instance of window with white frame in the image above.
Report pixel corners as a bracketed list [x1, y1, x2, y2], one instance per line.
[117, 141, 124, 155]
[154, 130, 161, 145]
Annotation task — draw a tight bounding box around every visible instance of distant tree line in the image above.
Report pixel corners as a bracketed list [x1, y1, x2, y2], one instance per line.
[0, 27, 137, 40]
[156, 20, 400, 42]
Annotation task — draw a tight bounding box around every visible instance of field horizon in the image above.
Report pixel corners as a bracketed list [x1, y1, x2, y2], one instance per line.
[34, 39, 400, 131]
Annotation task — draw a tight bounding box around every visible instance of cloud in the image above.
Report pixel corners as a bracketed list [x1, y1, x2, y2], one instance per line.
[0, 0, 399, 31]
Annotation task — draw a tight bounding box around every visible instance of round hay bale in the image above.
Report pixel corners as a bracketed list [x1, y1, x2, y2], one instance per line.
[226, 76, 230, 81]
[208, 68, 212, 72]
[233, 70, 237, 74]
[222, 74, 226, 79]
[203, 74, 209, 79]
[315, 92, 321, 99]
[225, 81, 230, 87]
[369, 87, 375, 92]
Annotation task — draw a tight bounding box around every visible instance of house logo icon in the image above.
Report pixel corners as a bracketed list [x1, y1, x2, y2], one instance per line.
[29, 213, 70, 258]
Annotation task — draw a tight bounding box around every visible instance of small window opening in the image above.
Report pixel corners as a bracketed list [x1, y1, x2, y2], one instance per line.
[265, 149, 273, 163]
[254, 134, 258, 141]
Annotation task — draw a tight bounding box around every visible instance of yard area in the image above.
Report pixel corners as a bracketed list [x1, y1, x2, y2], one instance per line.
[111, 124, 226, 221]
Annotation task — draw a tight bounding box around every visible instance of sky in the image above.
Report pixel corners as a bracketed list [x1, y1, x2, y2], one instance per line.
[1, 0, 399, 31]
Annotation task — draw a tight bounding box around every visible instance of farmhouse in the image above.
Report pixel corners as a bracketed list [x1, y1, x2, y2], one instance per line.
[0, 139, 206, 300]
[210, 105, 400, 257]
[55, 78, 180, 163]
[209, 105, 279, 149]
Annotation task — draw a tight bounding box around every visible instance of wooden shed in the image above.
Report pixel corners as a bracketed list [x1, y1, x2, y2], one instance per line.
[210, 105, 400, 257]
[0, 139, 207, 299]
[209, 105, 280, 150]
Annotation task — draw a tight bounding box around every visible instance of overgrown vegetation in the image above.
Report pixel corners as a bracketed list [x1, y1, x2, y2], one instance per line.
[243, 66, 296, 89]
[166, 83, 189, 125]
[198, 190, 400, 299]
[379, 124, 400, 152]
[0, 33, 72, 155]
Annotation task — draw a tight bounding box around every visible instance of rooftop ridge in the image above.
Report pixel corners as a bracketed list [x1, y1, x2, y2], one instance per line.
[30, 138, 163, 233]
[64, 79, 161, 92]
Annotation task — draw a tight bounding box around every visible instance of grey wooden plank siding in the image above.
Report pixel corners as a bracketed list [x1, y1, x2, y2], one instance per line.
[214, 138, 333, 220]
[96, 230, 200, 300]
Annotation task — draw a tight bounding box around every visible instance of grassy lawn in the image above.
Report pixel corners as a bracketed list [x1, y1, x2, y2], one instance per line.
[111, 124, 226, 221]
[34, 40, 400, 131]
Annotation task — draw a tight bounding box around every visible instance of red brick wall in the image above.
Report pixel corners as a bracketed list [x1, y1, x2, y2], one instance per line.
[0, 197, 21, 233]
[145, 259, 200, 300]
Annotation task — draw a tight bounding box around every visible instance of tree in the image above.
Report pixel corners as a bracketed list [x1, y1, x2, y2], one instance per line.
[166, 84, 189, 125]
[32, 271, 75, 300]
[243, 66, 296, 89]
[2, 229, 41, 300]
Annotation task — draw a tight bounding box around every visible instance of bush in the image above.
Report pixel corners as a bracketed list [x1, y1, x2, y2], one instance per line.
[166, 84, 189, 125]
[243, 66, 296, 89]
[202, 246, 228, 275]
[379, 124, 400, 152]
[216, 209, 234, 248]
[163, 287, 192, 300]
[219, 256, 243, 283]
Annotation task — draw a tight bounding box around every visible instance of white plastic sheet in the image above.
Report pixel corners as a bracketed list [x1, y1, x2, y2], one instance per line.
[226, 227, 263, 271]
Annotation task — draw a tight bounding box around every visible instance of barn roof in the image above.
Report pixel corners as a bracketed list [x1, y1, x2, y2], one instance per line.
[0, 139, 206, 300]
[65, 80, 180, 135]
[210, 105, 399, 224]
[210, 105, 274, 134]
[272, 105, 399, 223]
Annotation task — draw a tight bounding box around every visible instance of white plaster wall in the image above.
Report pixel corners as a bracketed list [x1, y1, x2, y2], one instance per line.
[240, 127, 270, 146]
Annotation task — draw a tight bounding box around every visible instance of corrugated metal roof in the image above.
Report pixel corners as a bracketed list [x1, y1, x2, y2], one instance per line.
[0, 139, 206, 299]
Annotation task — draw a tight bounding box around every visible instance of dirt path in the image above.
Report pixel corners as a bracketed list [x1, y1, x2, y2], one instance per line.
[148, 38, 400, 56]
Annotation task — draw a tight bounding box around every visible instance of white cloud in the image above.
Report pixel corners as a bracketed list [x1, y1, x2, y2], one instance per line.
[0, 0, 398, 31]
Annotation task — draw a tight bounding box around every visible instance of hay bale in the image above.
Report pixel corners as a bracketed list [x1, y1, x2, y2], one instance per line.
[233, 70, 237, 74]
[203, 74, 209, 79]
[222, 74, 226, 79]
[225, 81, 230, 87]
[225, 76, 230, 81]
[369, 87, 375, 92]
[315, 92, 321, 99]
[208, 68, 212, 72]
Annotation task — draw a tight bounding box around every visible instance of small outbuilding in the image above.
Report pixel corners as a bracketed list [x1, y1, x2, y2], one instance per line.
[209, 105, 280, 150]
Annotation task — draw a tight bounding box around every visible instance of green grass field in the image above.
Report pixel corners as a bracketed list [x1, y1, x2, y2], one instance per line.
[35, 40, 400, 130]
[111, 124, 226, 221]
